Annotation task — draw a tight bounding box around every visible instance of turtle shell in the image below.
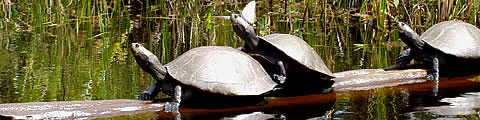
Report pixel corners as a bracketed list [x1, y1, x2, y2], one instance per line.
[258, 34, 334, 78]
[421, 20, 480, 59]
[165, 46, 277, 96]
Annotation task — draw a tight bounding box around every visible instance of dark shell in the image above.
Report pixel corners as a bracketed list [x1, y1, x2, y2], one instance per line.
[165, 46, 277, 96]
[421, 20, 480, 59]
[259, 34, 334, 78]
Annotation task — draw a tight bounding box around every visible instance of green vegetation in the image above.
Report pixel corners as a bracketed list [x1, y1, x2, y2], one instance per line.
[1, 0, 478, 65]
[0, 0, 479, 119]
[1, 0, 478, 101]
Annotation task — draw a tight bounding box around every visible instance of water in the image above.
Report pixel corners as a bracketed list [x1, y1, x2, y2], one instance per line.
[334, 76, 480, 119]
[1, 0, 480, 119]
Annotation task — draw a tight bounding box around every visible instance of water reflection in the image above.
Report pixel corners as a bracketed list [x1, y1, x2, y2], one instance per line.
[0, 28, 144, 103]
[154, 93, 336, 120]
[1, 0, 480, 119]
[425, 92, 480, 116]
[335, 75, 480, 119]
[224, 112, 284, 120]
[148, 75, 480, 120]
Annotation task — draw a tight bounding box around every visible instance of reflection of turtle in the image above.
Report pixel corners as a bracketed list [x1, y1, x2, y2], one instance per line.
[131, 43, 277, 108]
[397, 20, 480, 81]
[230, 1, 334, 91]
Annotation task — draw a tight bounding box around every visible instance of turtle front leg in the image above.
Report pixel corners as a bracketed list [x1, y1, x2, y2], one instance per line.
[429, 56, 439, 96]
[164, 85, 182, 113]
[139, 80, 161, 100]
[273, 61, 287, 84]
[396, 48, 413, 67]
[173, 85, 182, 105]
[426, 56, 440, 81]
[430, 56, 440, 81]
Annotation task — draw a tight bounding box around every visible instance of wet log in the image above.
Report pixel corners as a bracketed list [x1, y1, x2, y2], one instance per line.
[0, 69, 428, 119]
[0, 99, 163, 119]
[0, 93, 336, 120]
[333, 69, 428, 91]
[332, 69, 385, 78]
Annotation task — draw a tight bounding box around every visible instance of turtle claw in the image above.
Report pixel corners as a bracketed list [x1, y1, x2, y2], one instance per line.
[426, 74, 435, 81]
[396, 49, 413, 67]
[164, 86, 182, 113]
[426, 72, 439, 81]
[138, 92, 152, 100]
[273, 74, 286, 84]
[396, 57, 410, 67]
[163, 102, 180, 113]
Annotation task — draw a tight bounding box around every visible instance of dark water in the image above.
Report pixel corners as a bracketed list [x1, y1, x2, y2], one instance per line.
[1, 0, 480, 119]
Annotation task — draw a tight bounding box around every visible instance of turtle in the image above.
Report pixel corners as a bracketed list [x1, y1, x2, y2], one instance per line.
[230, 1, 334, 92]
[131, 43, 277, 108]
[396, 20, 480, 81]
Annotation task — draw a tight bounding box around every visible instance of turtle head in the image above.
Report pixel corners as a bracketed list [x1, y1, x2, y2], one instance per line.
[398, 22, 416, 34]
[131, 43, 167, 80]
[230, 13, 250, 33]
[397, 22, 425, 50]
[230, 1, 258, 51]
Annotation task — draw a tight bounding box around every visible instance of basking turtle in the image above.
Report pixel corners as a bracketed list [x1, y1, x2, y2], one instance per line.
[397, 20, 480, 81]
[131, 43, 277, 108]
[230, 1, 334, 91]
